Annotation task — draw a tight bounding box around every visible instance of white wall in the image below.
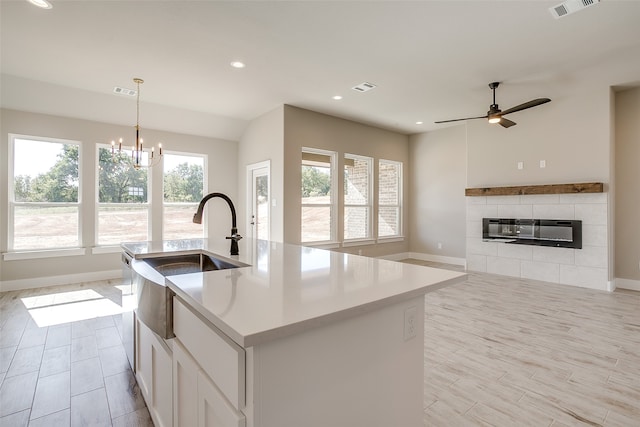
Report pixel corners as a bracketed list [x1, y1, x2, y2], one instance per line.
[466, 82, 611, 187]
[0, 109, 237, 289]
[237, 106, 285, 242]
[615, 87, 640, 286]
[409, 126, 466, 260]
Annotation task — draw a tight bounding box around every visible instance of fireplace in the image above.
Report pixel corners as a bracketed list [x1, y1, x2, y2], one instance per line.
[483, 218, 582, 249]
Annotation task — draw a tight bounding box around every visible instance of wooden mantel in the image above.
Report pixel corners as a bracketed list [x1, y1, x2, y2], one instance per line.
[465, 182, 604, 197]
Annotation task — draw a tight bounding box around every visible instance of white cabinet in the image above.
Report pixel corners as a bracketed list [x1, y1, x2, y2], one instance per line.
[173, 339, 199, 427]
[136, 317, 173, 427]
[172, 297, 246, 427]
[198, 369, 245, 427]
[173, 328, 246, 427]
[172, 297, 245, 410]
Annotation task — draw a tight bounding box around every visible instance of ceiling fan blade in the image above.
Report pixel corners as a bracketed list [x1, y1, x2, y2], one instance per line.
[499, 117, 517, 128]
[434, 115, 487, 124]
[499, 98, 551, 116]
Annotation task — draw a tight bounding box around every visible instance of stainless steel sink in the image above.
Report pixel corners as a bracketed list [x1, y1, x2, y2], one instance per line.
[144, 253, 241, 276]
[132, 251, 247, 339]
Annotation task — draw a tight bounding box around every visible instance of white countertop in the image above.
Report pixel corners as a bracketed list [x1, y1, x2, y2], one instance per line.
[122, 238, 466, 347]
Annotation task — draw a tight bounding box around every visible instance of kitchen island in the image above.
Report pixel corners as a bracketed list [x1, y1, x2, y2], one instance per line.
[123, 238, 466, 427]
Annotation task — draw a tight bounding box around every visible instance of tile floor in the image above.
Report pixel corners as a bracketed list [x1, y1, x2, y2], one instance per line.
[2, 263, 640, 426]
[0, 280, 152, 426]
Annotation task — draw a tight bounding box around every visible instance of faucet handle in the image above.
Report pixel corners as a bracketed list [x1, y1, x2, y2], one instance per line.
[226, 233, 243, 242]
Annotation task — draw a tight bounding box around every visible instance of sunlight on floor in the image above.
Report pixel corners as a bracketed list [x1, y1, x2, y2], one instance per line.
[21, 288, 129, 327]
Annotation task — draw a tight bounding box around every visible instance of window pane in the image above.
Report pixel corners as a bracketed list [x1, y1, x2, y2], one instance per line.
[98, 148, 148, 203]
[344, 157, 369, 205]
[163, 205, 204, 240]
[378, 207, 400, 237]
[301, 165, 331, 205]
[378, 161, 399, 205]
[98, 206, 148, 245]
[302, 206, 332, 242]
[13, 138, 79, 203]
[13, 206, 79, 250]
[164, 154, 204, 203]
[344, 207, 370, 240]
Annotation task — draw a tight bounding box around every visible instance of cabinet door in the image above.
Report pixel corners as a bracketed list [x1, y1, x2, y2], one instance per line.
[173, 340, 199, 427]
[137, 318, 173, 427]
[152, 336, 173, 427]
[136, 317, 152, 400]
[198, 370, 246, 427]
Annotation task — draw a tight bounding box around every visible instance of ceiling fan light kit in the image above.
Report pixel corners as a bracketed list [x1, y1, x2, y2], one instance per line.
[435, 82, 551, 129]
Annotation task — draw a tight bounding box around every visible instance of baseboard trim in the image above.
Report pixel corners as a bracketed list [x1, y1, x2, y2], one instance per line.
[0, 269, 122, 292]
[616, 278, 640, 291]
[378, 252, 466, 267]
[377, 252, 411, 261]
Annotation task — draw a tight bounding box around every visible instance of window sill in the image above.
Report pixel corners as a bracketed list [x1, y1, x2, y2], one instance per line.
[91, 246, 122, 255]
[342, 239, 376, 248]
[376, 236, 405, 244]
[3, 247, 87, 261]
[302, 241, 341, 250]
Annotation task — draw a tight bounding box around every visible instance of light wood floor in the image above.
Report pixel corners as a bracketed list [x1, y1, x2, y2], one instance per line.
[0, 280, 152, 426]
[2, 265, 639, 426]
[405, 260, 640, 427]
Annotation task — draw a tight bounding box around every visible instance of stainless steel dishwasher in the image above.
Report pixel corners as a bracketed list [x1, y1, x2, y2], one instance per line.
[121, 251, 136, 372]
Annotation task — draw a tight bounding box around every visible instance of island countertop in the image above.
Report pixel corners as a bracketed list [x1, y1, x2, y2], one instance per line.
[122, 238, 466, 347]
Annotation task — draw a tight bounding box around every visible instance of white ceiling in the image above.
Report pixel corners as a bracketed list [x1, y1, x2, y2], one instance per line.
[2, 0, 640, 140]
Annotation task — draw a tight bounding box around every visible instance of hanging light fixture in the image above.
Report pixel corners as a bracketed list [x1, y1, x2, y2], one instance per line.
[111, 78, 162, 169]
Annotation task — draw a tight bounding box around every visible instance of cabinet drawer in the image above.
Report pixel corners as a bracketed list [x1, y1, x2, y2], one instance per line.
[173, 297, 245, 410]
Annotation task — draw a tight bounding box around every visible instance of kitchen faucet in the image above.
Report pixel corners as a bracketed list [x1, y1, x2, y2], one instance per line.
[193, 192, 242, 255]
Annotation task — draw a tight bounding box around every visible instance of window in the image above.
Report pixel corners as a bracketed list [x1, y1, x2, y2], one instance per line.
[163, 153, 205, 240]
[96, 145, 149, 246]
[301, 148, 336, 243]
[378, 159, 402, 238]
[9, 135, 81, 250]
[344, 154, 372, 241]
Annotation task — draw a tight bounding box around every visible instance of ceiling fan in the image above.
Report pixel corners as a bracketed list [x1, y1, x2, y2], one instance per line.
[435, 82, 551, 128]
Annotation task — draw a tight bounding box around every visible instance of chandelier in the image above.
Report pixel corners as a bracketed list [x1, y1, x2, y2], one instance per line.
[111, 78, 162, 169]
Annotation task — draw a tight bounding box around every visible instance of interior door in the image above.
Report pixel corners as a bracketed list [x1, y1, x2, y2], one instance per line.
[247, 162, 270, 241]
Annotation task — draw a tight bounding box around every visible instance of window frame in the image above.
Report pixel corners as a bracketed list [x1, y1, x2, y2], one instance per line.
[377, 159, 403, 241]
[301, 147, 338, 246]
[161, 150, 207, 241]
[8, 133, 83, 253]
[343, 153, 373, 244]
[94, 143, 151, 248]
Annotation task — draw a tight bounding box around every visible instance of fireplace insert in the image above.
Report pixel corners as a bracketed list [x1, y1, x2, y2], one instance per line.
[482, 218, 582, 249]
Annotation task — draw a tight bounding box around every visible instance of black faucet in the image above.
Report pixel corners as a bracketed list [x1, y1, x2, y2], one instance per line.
[193, 192, 242, 255]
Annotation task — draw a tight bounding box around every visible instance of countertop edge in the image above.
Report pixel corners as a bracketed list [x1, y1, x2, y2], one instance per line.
[168, 272, 467, 348]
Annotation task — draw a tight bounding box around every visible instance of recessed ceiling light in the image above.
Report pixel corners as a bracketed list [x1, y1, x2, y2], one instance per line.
[332, 95, 343, 100]
[415, 121, 424, 125]
[28, 0, 52, 9]
[230, 61, 246, 69]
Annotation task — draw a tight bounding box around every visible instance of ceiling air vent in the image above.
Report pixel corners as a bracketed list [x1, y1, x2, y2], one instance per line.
[113, 86, 137, 96]
[549, 0, 600, 19]
[351, 82, 377, 93]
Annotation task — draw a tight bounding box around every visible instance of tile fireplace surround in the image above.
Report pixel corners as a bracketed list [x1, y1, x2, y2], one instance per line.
[466, 192, 609, 291]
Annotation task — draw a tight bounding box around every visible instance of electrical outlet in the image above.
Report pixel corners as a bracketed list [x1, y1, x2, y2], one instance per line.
[540, 160, 546, 168]
[437, 242, 442, 250]
[404, 306, 418, 341]
[517, 161, 524, 170]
